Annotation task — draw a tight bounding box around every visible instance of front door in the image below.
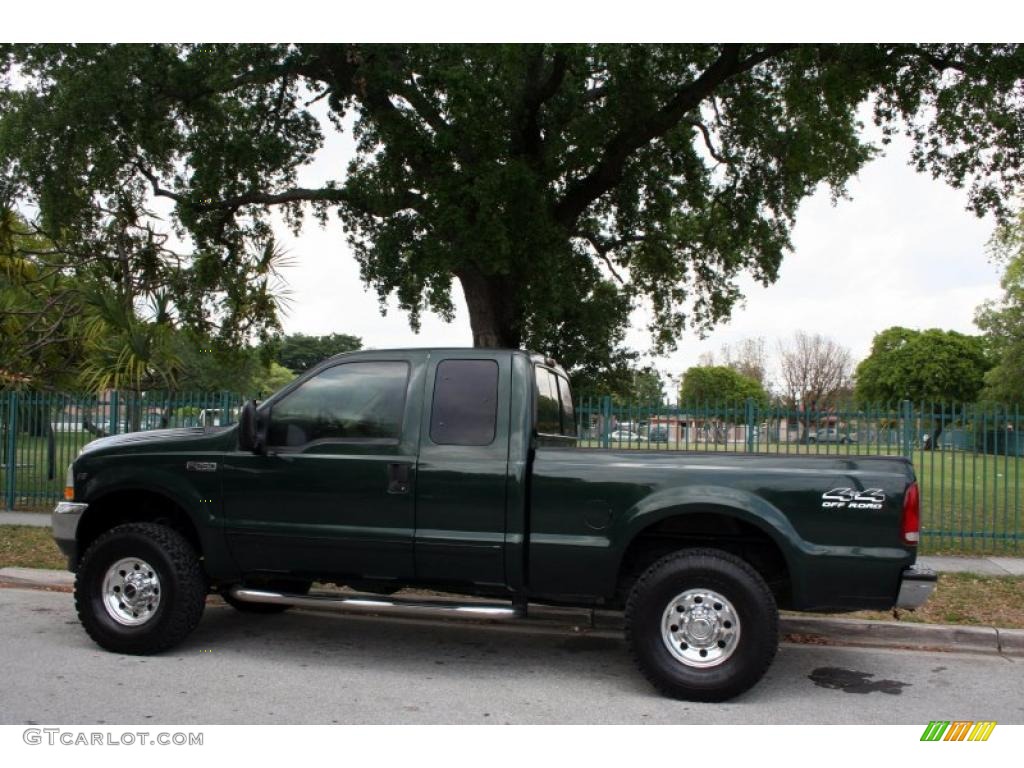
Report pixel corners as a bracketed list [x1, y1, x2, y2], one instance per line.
[221, 353, 426, 582]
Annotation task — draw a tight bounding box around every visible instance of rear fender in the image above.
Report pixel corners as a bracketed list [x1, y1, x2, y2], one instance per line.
[612, 484, 805, 598]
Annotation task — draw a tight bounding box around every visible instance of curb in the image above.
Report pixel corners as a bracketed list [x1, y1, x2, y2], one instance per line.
[996, 628, 1024, 655]
[0, 566, 73, 590]
[779, 615, 1005, 655]
[2, 566, 1021, 657]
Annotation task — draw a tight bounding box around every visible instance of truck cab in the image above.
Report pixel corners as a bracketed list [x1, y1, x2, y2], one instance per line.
[222, 348, 553, 592]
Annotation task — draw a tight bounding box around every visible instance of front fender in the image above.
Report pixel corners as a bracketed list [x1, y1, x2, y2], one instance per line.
[79, 463, 235, 580]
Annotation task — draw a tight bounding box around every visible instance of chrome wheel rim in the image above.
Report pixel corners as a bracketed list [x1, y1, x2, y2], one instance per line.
[661, 588, 741, 667]
[101, 557, 162, 627]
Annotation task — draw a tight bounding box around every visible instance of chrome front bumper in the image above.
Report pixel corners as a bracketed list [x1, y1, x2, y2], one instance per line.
[52, 501, 88, 567]
[896, 564, 937, 609]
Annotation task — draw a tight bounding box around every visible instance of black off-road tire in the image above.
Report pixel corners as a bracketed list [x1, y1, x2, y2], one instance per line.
[625, 548, 778, 702]
[220, 579, 312, 614]
[75, 522, 207, 655]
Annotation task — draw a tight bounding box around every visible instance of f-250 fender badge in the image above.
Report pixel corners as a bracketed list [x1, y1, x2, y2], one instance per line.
[185, 461, 218, 473]
[821, 487, 885, 509]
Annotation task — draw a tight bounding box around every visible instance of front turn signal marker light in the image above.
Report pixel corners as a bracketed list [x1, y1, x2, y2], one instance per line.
[64, 486, 74, 501]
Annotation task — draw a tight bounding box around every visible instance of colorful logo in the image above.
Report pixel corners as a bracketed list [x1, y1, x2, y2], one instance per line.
[920, 721, 997, 741]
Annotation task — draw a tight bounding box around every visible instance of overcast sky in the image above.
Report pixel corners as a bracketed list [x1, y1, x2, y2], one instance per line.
[270, 103, 1003, 395]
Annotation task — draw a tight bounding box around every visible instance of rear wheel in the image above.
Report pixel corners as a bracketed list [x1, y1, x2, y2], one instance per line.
[75, 522, 206, 655]
[625, 548, 778, 702]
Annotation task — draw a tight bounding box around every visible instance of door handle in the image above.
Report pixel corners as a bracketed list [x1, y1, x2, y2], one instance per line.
[387, 462, 411, 494]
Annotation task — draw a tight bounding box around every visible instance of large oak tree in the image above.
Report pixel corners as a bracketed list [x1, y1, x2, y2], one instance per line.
[2, 44, 1023, 375]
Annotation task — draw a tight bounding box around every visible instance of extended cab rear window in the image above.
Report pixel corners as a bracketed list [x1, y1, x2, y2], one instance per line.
[430, 359, 499, 446]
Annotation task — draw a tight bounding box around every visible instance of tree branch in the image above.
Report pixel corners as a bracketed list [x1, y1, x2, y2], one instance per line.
[891, 44, 968, 74]
[554, 44, 795, 228]
[578, 231, 646, 284]
[683, 119, 731, 165]
[395, 74, 451, 135]
[512, 48, 568, 164]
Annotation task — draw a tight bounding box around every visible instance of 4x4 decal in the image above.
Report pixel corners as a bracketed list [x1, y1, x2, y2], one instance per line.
[822, 488, 886, 509]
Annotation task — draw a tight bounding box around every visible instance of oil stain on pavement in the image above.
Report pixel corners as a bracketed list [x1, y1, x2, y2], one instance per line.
[808, 667, 910, 695]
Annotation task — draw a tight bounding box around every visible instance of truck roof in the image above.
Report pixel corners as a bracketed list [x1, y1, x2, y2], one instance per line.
[321, 347, 563, 372]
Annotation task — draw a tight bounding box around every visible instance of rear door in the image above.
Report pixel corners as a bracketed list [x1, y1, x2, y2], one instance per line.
[413, 351, 511, 587]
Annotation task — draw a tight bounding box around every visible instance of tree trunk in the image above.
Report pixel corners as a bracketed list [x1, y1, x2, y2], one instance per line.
[456, 267, 522, 349]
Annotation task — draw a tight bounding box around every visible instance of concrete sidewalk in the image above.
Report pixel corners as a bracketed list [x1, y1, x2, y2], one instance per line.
[0, 511, 51, 527]
[3, 509, 1023, 576]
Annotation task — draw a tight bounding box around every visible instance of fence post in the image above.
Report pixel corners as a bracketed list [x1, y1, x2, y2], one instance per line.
[901, 399, 914, 458]
[745, 398, 756, 453]
[108, 390, 120, 435]
[5, 391, 18, 510]
[600, 395, 612, 449]
[221, 390, 231, 426]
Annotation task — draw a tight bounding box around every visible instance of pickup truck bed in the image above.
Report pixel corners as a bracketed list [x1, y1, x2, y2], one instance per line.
[529, 449, 917, 611]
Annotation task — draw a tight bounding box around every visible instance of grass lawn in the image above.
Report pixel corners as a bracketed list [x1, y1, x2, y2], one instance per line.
[1, 431, 92, 510]
[806, 572, 1024, 630]
[0, 525, 67, 570]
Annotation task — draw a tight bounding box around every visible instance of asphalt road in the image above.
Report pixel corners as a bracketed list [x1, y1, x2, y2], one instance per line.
[1, 586, 1021, 725]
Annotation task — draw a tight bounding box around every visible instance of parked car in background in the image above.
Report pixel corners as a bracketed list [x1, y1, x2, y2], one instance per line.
[647, 426, 670, 443]
[609, 429, 646, 443]
[807, 428, 858, 444]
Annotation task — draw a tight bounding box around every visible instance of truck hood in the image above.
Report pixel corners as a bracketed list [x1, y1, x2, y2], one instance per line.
[78, 427, 232, 457]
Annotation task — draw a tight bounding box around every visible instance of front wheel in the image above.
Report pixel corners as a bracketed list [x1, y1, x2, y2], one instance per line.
[75, 522, 207, 655]
[625, 549, 778, 702]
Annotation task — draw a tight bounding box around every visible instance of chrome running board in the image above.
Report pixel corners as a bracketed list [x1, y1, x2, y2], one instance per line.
[227, 587, 522, 621]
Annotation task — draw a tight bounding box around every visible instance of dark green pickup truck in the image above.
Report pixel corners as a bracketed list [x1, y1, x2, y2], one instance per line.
[52, 348, 935, 701]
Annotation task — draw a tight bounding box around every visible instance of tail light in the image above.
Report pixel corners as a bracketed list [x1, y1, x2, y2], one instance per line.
[902, 482, 920, 546]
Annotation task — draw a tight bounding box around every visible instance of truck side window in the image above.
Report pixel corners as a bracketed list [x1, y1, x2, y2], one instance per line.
[267, 361, 409, 447]
[535, 366, 561, 435]
[430, 359, 499, 446]
[556, 374, 576, 437]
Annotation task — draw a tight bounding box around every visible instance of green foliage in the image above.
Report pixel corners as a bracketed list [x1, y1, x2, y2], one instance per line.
[976, 213, 1024, 404]
[0, 208, 297, 392]
[855, 327, 992, 405]
[3, 44, 1024, 381]
[251, 361, 297, 397]
[679, 365, 769, 408]
[598, 366, 664, 405]
[269, 332, 362, 373]
[0, 211, 84, 388]
[622, 367, 666, 406]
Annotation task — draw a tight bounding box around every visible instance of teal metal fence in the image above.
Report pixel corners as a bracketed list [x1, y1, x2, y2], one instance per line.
[1, 390, 1021, 554]
[574, 397, 1022, 554]
[0, 390, 245, 511]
